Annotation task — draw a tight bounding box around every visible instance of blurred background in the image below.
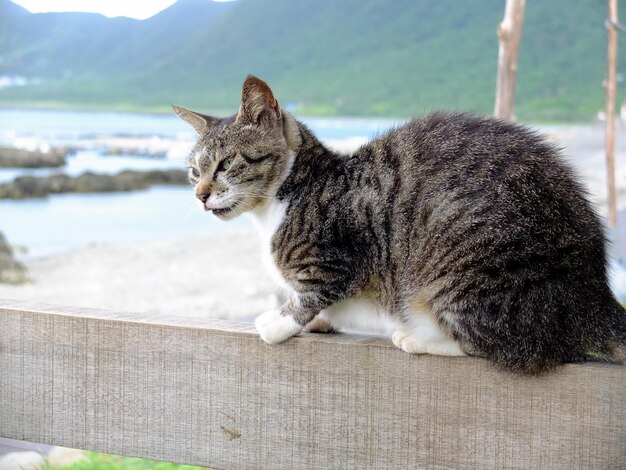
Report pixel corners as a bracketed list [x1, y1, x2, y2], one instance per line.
[0, 0, 625, 317]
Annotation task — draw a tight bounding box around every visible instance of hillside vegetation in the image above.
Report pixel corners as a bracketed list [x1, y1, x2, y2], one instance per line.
[0, 0, 622, 120]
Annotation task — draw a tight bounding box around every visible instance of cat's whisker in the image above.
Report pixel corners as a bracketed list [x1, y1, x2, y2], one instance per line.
[235, 190, 278, 200]
[236, 200, 259, 212]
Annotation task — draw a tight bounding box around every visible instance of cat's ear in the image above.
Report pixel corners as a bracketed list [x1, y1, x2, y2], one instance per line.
[236, 75, 281, 128]
[172, 105, 218, 136]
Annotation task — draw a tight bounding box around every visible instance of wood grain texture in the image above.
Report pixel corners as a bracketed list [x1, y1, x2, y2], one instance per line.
[1, 299, 625, 469]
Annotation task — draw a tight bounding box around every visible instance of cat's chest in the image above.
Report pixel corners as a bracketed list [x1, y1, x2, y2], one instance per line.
[249, 200, 291, 291]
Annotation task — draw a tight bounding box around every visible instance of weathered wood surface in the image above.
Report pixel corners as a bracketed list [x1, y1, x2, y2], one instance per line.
[1, 299, 625, 469]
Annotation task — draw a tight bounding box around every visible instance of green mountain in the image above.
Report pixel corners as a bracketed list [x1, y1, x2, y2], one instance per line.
[0, 0, 622, 121]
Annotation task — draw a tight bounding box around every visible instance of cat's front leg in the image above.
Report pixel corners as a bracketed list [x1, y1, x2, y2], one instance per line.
[255, 309, 304, 344]
[255, 297, 318, 344]
[256, 252, 356, 344]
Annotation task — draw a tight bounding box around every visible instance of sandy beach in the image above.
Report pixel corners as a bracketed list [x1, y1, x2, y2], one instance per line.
[0, 230, 279, 320]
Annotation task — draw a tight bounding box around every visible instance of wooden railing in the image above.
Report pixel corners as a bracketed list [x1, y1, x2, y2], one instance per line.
[1, 299, 625, 469]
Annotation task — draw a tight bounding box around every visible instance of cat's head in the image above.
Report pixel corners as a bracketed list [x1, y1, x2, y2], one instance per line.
[173, 75, 301, 219]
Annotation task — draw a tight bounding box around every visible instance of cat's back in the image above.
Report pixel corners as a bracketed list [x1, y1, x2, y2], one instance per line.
[368, 112, 561, 172]
[363, 112, 593, 218]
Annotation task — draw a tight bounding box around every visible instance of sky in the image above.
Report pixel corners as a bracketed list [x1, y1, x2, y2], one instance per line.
[11, 0, 233, 20]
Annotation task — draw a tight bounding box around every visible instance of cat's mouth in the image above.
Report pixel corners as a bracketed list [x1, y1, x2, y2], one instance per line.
[212, 207, 234, 217]
[209, 201, 240, 218]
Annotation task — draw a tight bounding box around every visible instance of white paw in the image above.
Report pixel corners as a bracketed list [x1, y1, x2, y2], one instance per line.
[255, 310, 303, 344]
[392, 329, 426, 354]
[391, 329, 467, 356]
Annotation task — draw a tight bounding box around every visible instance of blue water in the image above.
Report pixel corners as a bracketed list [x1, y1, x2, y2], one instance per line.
[0, 186, 250, 258]
[0, 109, 396, 256]
[0, 109, 194, 140]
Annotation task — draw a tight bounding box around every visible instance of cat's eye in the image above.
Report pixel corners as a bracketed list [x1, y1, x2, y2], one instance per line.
[188, 167, 200, 179]
[242, 153, 273, 164]
[218, 157, 234, 172]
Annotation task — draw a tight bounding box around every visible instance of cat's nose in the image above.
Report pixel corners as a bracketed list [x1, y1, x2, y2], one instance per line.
[196, 191, 210, 204]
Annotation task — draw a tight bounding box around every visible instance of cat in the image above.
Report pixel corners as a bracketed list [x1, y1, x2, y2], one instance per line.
[174, 75, 626, 373]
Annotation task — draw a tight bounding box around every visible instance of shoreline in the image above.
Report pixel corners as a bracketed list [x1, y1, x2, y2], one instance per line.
[0, 104, 606, 125]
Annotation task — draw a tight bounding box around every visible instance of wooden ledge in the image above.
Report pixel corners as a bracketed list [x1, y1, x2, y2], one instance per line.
[1, 299, 625, 469]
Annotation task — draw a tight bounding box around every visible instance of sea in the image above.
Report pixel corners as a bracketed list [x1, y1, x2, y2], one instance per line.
[0, 109, 397, 257]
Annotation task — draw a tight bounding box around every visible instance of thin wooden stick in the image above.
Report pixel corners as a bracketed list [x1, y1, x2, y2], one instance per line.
[605, 0, 619, 228]
[494, 0, 526, 121]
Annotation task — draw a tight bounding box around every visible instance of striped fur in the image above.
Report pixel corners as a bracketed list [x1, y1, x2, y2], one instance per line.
[175, 76, 626, 373]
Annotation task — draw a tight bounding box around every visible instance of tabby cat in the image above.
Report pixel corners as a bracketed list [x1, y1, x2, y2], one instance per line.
[174, 75, 626, 373]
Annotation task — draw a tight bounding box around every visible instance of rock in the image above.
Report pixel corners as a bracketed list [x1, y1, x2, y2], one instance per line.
[0, 451, 45, 470]
[0, 169, 188, 199]
[0, 232, 29, 284]
[0, 146, 65, 168]
[0, 232, 12, 254]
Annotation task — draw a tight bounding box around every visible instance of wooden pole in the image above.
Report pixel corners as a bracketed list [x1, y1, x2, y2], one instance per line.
[605, 0, 619, 228]
[494, 0, 526, 121]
